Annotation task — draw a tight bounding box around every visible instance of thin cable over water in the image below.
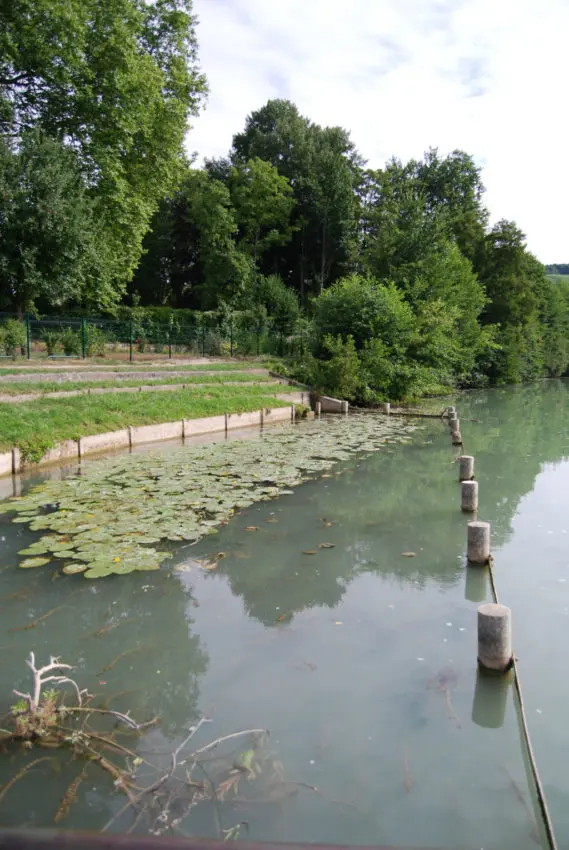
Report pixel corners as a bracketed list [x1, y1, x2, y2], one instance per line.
[487, 559, 558, 850]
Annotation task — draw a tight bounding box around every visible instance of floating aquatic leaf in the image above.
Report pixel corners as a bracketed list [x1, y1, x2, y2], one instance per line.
[244, 526, 259, 532]
[19, 557, 51, 568]
[401, 552, 417, 557]
[303, 550, 318, 555]
[2, 414, 416, 578]
[62, 562, 88, 575]
[319, 543, 335, 549]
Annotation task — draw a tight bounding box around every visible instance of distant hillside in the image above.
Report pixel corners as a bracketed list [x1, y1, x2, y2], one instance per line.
[546, 264, 569, 275]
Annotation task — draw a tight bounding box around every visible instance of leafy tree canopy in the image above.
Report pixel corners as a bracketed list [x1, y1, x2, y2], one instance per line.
[0, 0, 206, 309]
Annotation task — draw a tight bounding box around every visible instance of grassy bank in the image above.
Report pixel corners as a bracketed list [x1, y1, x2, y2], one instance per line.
[0, 361, 257, 376]
[0, 385, 291, 459]
[0, 373, 272, 395]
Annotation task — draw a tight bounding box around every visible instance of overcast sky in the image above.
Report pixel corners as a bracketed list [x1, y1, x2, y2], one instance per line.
[189, 0, 569, 263]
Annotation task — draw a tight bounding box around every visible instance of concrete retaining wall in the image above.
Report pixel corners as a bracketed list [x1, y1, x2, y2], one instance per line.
[130, 421, 183, 446]
[185, 415, 227, 437]
[262, 406, 294, 426]
[320, 395, 345, 413]
[0, 452, 13, 477]
[0, 394, 337, 480]
[79, 429, 131, 457]
[37, 440, 79, 466]
[226, 410, 261, 430]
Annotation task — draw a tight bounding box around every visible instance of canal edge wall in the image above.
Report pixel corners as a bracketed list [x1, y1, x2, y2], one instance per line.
[0, 403, 305, 479]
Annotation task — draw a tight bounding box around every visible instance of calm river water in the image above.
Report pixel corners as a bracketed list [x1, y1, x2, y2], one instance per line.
[1, 382, 568, 848]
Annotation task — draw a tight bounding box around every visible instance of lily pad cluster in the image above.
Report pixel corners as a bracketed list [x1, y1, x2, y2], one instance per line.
[0, 415, 414, 578]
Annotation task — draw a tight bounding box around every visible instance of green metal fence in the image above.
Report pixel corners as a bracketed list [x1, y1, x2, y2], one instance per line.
[0, 313, 305, 362]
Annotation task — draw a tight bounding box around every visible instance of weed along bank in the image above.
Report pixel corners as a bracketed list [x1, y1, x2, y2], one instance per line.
[1, 381, 569, 850]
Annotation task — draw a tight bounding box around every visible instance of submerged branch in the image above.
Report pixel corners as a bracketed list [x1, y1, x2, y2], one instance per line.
[66, 706, 159, 731]
[0, 757, 57, 804]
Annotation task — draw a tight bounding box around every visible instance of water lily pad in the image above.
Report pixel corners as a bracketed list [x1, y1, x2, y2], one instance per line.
[62, 562, 88, 575]
[19, 557, 51, 568]
[4, 414, 416, 578]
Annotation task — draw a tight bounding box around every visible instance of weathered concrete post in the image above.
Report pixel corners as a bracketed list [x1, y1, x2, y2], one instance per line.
[451, 429, 463, 446]
[450, 418, 460, 433]
[461, 480, 478, 512]
[341, 400, 349, 415]
[477, 603, 513, 672]
[315, 400, 322, 418]
[459, 455, 475, 481]
[382, 402, 391, 415]
[467, 521, 490, 564]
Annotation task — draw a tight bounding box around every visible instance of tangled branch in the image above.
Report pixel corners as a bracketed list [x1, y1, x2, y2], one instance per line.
[13, 652, 88, 713]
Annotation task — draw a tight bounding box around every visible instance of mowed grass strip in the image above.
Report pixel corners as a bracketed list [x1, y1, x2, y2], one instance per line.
[0, 373, 273, 395]
[0, 360, 254, 376]
[0, 385, 291, 455]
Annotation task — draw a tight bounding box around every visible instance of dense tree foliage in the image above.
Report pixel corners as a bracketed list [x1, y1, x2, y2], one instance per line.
[0, 0, 206, 311]
[1, 19, 566, 401]
[0, 132, 98, 312]
[121, 98, 569, 397]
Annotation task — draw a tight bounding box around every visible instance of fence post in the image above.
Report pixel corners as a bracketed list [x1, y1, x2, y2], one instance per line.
[168, 331, 172, 359]
[25, 313, 31, 360]
[129, 319, 134, 363]
[256, 326, 260, 356]
[81, 318, 87, 359]
[201, 325, 206, 357]
[229, 318, 234, 358]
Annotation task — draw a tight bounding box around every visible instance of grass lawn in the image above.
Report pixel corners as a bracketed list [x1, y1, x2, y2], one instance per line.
[0, 360, 258, 375]
[0, 385, 291, 459]
[0, 373, 273, 395]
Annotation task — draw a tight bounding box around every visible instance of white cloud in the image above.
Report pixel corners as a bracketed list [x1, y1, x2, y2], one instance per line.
[189, 0, 569, 262]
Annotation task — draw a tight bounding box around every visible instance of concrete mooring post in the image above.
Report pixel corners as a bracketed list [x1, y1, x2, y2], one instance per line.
[341, 400, 349, 415]
[315, 400, 322, 418]
[467, 521, 490, 564]
[451, 430, 463, 446]
[477, 603, 513, 672]
[382, 402, 391, 415]
[450, 418, 460, 433]
[461, 480, 478, 512]
[459, 455, 475, 481]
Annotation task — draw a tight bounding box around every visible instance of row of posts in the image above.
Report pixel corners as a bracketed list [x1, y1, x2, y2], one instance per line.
[445, 405, 512, 675]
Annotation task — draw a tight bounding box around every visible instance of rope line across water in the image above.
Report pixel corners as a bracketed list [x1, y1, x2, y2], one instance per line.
[486, 561, 558, 850]
[444, 407, 557, 849]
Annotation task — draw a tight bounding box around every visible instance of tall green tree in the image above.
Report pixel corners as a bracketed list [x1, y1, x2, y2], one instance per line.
[477, 220, 552, 383]
[231, 99, 362, 301]
[0, 132, 98, 313]
[229, 157, 295, 274]
[131, 169, 247, 309]
[415, 148, 488, 262]
[0, 0, 206, 309]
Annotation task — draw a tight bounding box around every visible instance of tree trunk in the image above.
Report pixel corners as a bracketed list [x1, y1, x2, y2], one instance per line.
[319, 215, 327, 296]
[300, 223, 306, 307]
